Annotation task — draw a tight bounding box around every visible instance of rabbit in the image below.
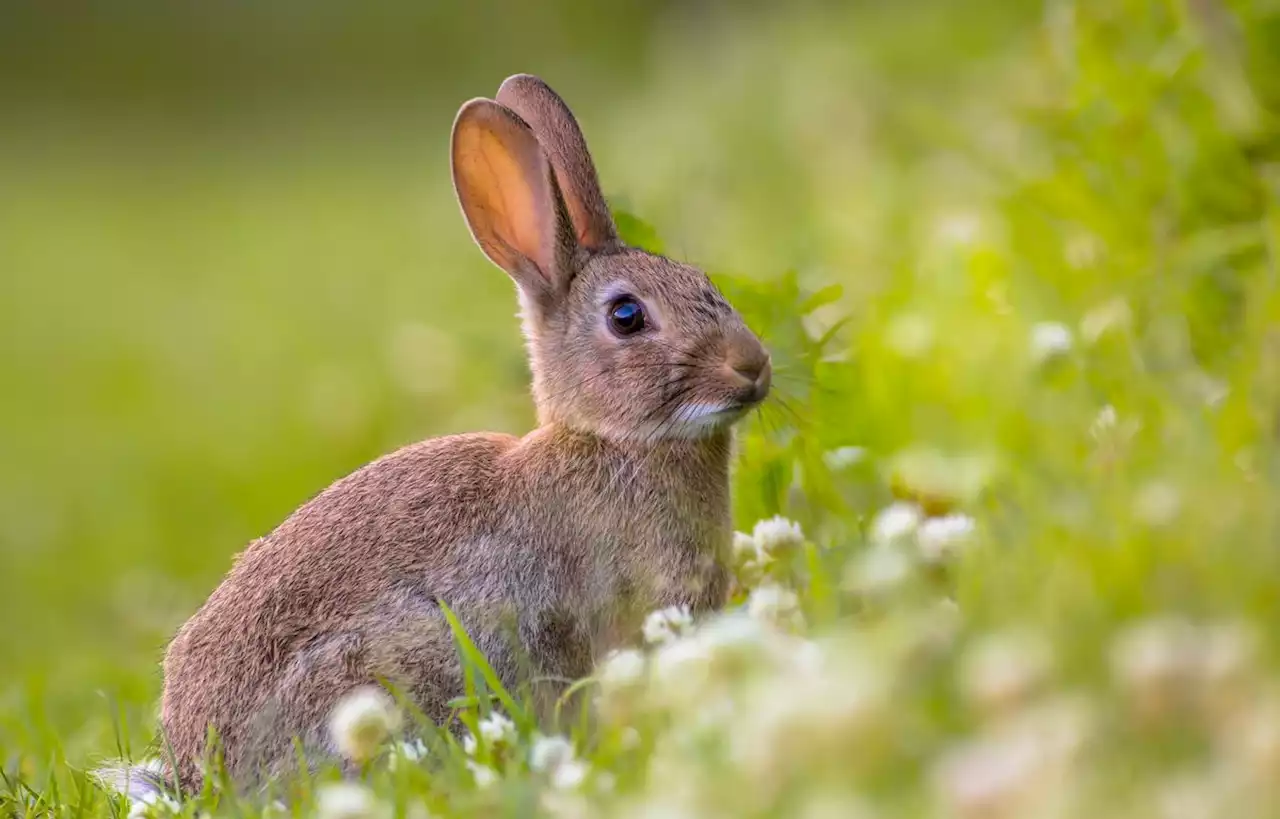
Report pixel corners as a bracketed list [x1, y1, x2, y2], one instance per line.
[96, 73, 771, 797]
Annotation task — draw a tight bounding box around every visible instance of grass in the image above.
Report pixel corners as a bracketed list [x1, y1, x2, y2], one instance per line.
[4, 0, 1280, 816]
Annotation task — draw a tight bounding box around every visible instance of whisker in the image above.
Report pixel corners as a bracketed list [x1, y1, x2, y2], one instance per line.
[762, 395, 811, 432]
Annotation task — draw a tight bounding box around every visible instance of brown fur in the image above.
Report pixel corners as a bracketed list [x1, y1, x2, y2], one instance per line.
[157, 74, 771, 791]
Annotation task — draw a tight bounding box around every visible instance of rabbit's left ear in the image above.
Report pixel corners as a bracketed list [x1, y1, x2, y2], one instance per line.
[451, 98, 577, 299]
[497, 74, 619, 252]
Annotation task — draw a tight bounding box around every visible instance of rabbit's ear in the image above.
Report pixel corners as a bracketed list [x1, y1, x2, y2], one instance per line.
[496, 74, 619, 252]
[452, 98, 577, 296]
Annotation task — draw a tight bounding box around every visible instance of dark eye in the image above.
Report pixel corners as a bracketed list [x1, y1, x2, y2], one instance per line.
[608, 297, 646, 337]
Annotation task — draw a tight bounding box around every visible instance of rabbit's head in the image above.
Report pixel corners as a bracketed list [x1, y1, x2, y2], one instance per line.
[452, 75, 770, 442]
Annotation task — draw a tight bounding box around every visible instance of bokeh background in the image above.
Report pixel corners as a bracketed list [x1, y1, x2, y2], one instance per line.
[5, 0, 1280, 814]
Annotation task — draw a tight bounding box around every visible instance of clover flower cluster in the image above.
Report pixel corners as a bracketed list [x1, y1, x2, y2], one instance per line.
[567, 498, 1280, 819]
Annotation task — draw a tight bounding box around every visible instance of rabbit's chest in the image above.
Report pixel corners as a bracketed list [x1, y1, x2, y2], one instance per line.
[574, 516, 730, 649]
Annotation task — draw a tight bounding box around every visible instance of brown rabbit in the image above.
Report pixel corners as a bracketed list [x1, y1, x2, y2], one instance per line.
[97, 74, 770, 796]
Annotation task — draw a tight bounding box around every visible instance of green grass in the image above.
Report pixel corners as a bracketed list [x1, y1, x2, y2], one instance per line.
[4, 0, 1280, 816]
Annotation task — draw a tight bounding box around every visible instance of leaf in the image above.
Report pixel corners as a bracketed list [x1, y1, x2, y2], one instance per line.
[553, 677, 600, 728]
[812, 315, 854, 355]
[438, 600, 530, 730]
[445, 694, 499, 710]
[799, 283, 844, 314]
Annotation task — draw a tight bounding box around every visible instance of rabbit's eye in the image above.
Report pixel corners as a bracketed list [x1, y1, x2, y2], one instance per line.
[608, 297, 647, 337]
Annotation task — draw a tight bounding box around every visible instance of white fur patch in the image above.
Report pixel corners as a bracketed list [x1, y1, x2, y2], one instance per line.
[664, 402, 745, 439]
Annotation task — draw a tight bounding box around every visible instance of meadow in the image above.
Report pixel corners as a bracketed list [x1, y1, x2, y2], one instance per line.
[3, 0, 1280, 816]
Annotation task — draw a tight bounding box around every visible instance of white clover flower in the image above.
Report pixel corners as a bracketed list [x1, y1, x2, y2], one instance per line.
[477, 711, 517, 745]
[697, 609, 771, 652]
[822, 446, 866, 471]
[388, 738, 428, 771]
[551, 759, 590, 791]
[398, 738, 428, 761]
[746, 583, 804, 630]
[870, 502, 923, 546]
[598, 648, 646, 692]
[328, 686, 402, 763]
[530, 734, 576, 773]
[731, 530, 773, 582]
[127, 792, 181, 819]
[705, 610, 820, 680]
[1030, 321, 1074, 364]
[315, 782, 385, 819]
[651, 631, 711, 681]
[466, 761, 499, 788]
[649, 631, 713, 701]
[958, 630, 1054, 714]
[844, 545, 913, 598]
[916, 513, 976, 564]
[643, 605, 694, 645]
[751, 515, 805, 554]
[732, 531, 760, 561]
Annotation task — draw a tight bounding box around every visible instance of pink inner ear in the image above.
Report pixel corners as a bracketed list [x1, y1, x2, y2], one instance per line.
[494, 74, 618, 253]
[454, 105, 560, 287]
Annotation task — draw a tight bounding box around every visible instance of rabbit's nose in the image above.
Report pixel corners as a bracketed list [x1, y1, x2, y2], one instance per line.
[727, 348, 772, 403]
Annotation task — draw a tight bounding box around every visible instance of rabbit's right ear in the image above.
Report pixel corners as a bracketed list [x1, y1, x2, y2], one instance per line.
[451, 98, 577, 299]
[496, 75, 619, 251]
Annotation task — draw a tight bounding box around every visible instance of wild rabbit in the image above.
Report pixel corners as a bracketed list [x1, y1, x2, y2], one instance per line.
[99, 73, 771, 796]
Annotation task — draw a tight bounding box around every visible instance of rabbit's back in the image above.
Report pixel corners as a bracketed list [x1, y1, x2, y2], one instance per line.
[160, 432, 521, 787]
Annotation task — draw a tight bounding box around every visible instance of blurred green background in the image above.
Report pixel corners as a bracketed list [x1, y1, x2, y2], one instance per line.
[4, 0, 1280, 807]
